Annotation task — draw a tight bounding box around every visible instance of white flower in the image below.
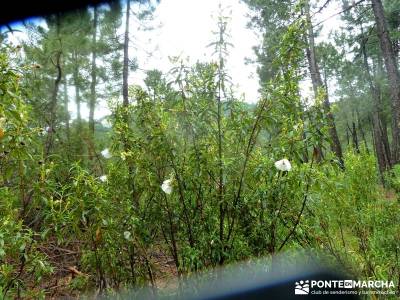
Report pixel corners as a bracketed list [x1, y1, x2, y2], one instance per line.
[99, 175, 108, 182]
[274, 158, 292, 171]
[123, 231, 131, 240]
[161, 179, 173, 195]
[101, 148, 112, 159]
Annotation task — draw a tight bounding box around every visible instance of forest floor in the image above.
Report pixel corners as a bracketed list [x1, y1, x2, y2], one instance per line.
[35, 241, 178, 299]
[380, 186, 397, 201]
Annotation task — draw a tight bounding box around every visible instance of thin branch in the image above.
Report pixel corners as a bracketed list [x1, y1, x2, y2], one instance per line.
[278, 158, 314, 251]
[313, 0, 366, 28]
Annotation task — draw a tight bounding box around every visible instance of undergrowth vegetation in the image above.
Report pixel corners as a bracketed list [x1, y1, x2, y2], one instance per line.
[0, 2, 399, 299]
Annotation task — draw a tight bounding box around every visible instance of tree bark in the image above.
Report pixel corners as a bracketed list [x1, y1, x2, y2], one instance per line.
[63, 72, 70, 144]
[45, 52, 62, 157]
[356, 109, 369, 154]
[376, 53, 392, 165]
[361, 31, 391, 180]
[371, 0, 400, 164]
[89, 6, 98, 137]
[45, 16, 62, 157]
[73, 54, 81, 128]
[121, 0, 138, 207]
[351, 121, 360, 153]
[122, 0, 130, 107]
[305, 1, 344, 167]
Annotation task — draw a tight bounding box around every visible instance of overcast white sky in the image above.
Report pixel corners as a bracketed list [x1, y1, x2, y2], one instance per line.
[4, 0, 344, 121]
[130, 0, 260, 101]
[124, 0, 343, 116]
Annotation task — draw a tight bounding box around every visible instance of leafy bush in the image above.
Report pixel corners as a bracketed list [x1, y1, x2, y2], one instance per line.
[384, 164, 400, 194]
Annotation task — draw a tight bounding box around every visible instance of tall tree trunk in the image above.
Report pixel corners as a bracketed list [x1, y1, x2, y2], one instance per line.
[121, 0, 138, 207]
[89, 6, 98, 137]
[73, 57, 81, 128]
[351, 121, 360, 153]
[356, 109, 369, 154]
[301, 108, 309, 163]
[122, 0, 130, 107]
[379, 118, 392, 166]
[376, 54, 392, 165]
[45, 16, 62, 157]
[63, 72, 70, 144]
[371, 0, 400, 164]
[45, 52, 62, 157]
[72, 51, 84, 156]
[361, 31, 390, 180]
[305, 1, 343, 167]
[88, 6, 98, 163]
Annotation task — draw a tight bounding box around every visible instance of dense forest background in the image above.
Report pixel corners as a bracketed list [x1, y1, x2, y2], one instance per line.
[0, 0, 400, 298]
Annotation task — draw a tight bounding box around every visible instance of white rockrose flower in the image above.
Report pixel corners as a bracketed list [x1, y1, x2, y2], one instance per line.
[99, 175, 108, 182]
[123, 231, 131, 240]
[274, 158, 292, 171]
[101, 148, 112, 159]
[161, 179, 173, 195]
